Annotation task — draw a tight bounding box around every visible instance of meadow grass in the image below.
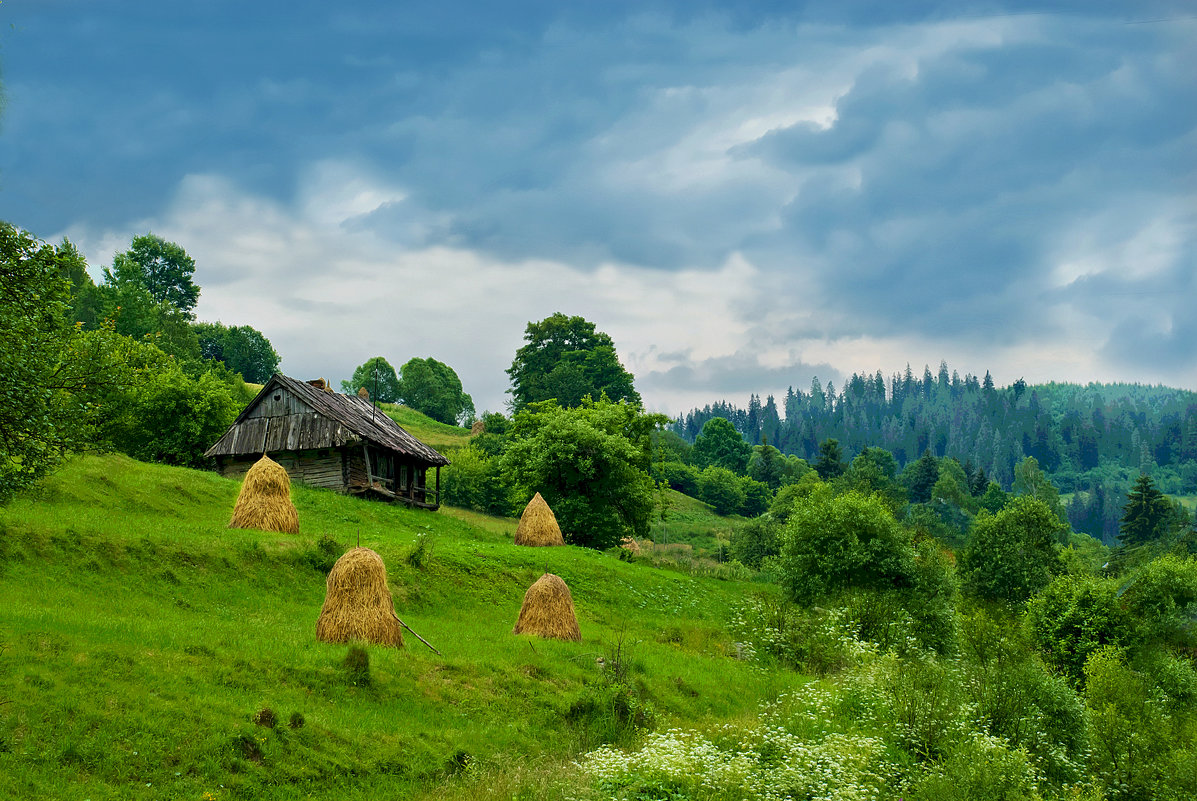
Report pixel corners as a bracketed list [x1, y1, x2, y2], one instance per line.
[377, 405, 473, 452]
[0, 454, 798, 800]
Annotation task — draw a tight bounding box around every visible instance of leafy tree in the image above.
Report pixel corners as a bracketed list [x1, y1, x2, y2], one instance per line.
[740, 476, 772, 517]
[0, 223, 163, 501]
[813, 438, 847, 480]
[978, 481, 1009, 514]
[698, 465, 746, 515]
[1119, 473, 1172, 548]
[342, 357, 401, 403]
[1012, 456, 1066, 527]
[960, 496, 1066, 604]
[194, 322, 280, 383]
[506, 313, 639, 410]
[396, 357, 475, 425]
[501, 398, 667, 549]
[779, 490, 917, 604]
[106, 233, 200, 316]
[692, 417, 751, 473]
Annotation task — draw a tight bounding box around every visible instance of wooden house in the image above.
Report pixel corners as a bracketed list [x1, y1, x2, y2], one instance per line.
[204, 374, 450, 508]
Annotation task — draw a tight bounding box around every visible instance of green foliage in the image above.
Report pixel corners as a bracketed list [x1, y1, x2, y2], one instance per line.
[691, 417, 751, 473]
[902, 450, 940, 505]
[104, 365, 242, 467]
[813, 437, 847, 480]
[739, 476, 771, 517]
[768, 472, 823, 526]
[501, 398, 667, 549]
[1119, 473, 1173, 547]
[1083, 646, 1197, 800]
[1119, 555, 1197, 651]
[779, 490, 917, 604]
[396, 356, 475, 425]
[960, 496, 1066, 604]
[978, 480, 1009, 514]
[342, 356, 401, 403]
[1026, 574, 1131, 685]
[728, 517, 780, 569]
[107, 233, 200, 316]
[193, 321, 281, 383]
[747, 442, 786, 489]
[506, 313, 639, 410]
[442, 444, 515, 516]
[1013, 456, 1067, 528]
[0, 224, 166, 501]
[698, 465, 746, 515]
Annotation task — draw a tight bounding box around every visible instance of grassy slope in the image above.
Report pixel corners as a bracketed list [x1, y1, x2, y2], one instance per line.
[377, 405, 473, 453]
[0, 455, 796, 800]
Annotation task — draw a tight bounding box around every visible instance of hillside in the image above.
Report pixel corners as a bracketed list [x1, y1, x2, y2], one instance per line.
[0, 455, 795, 800]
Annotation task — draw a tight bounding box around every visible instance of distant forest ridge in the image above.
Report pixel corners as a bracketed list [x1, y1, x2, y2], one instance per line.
[671, 365, 1197, 500]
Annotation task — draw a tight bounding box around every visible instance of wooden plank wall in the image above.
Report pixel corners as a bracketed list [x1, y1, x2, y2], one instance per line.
[219, 450, 345, 491]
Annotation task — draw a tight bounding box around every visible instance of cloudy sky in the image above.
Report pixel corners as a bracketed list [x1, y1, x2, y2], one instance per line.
[2, 1, 1194, 415]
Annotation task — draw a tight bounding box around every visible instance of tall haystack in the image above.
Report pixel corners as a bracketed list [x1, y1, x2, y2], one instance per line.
[513, 573, 581, 641]
[316, 547, 404, 647]
[229, 454, 300, 533]
[357, 386, 370, 400]
[514, 492, 565, 546]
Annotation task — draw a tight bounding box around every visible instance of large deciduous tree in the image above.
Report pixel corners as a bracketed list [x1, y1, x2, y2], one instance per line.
[397, 357, 475, 425]
[501, 398, 667, 549]
[692, 416, 751, 473]
[342, 357, 401, 403]
[506, 313, 639, 410]
[107, 233, 200, 316]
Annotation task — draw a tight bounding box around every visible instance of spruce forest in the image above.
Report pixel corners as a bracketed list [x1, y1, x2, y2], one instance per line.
[674, 367, 1197, 544]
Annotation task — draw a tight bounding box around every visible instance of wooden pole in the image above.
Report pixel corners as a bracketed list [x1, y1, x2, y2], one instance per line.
[394, 615, 441, 655]
[435, 465, 441, 508]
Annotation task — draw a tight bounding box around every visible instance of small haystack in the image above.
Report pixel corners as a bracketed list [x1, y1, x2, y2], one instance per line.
[229, 455, 300, 534]
[620, 536, 642, 556]
[357, 386, 370, 400]
[514, 492, 565, 546]
[469, 419, 485, 436]
[315, 547, 404, 647]
[513, 573, 581, 641]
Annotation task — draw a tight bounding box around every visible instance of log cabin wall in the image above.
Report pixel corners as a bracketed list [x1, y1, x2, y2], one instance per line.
[218, 449, 345, 491]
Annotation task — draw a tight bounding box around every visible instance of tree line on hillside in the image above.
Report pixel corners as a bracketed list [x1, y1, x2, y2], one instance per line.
[673, 365, 1197, 541]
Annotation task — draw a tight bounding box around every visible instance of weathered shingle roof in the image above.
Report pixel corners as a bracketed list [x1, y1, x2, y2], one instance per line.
[204, 374, 449, 466]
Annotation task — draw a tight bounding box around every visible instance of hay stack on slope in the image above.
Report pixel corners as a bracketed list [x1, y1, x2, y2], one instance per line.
[514, 492, 565, 546]
[513, 573, 581, 641]
[229, 455, 300, 534]
[316, 547, 404, 647]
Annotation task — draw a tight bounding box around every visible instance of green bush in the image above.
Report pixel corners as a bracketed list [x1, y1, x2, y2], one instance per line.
[698, 465, 746, 515]
[779, 490, 917, 605]
[728, 517, 780, 569]
[441, 444, 515, 516]
[1026, 574, 1130, 686]
[960, 496, 1066, 604]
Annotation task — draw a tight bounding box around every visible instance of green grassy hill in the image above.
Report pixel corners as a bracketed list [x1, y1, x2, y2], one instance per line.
[0, 455, 795, 800]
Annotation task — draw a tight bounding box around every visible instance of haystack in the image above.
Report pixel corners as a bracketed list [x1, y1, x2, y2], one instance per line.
[512, 573, 581, 641]
[469, 419, 485, 436]
[514, 492, 565, 546]
[315, 547, 404, 647]
[357, 386, 370, 400]
[228, 455, 300, 534]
